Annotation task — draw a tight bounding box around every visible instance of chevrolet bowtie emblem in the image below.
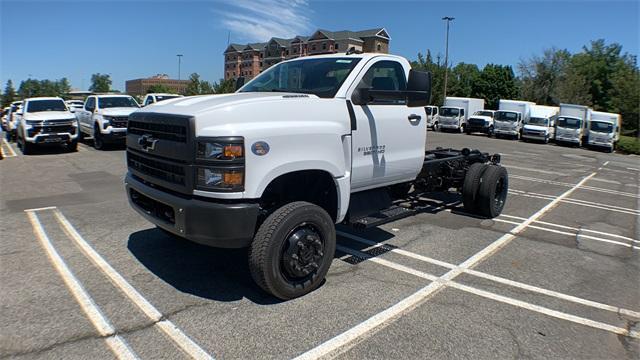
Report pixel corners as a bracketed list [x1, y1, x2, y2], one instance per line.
[138, 134, 158, 152]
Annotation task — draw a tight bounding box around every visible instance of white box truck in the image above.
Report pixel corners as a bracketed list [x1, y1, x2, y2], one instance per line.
[522, 105, 559, 143]
[425, 105, 440, 131]
[494, 100, 534, 140]
[587, 111, 621, 152]
[439, 97, 484, 133]
[556, 103, 591, 147]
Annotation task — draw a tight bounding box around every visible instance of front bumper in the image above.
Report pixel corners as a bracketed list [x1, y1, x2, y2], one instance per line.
[125, 172, 260, 248]
[522, 133, 547, 141]
[25, 132, 78, 144]
[440, 123, 461, 129]
[101, 128, 127, 142]
[494, 128, 518, 136]
[467, 124, 490, 133]
[588, 140, 613, 148]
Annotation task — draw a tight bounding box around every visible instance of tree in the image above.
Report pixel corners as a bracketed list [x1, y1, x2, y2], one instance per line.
[518, 48, 571, 105]
[89, 73, 111, 92]
[213, 78, 235, 94]
[411, 50, 445, 105]
[2, 80, 16, 107]
[185, 73, 202, 95]
[448, 63, 480, 98]
[472, 64, 518, 109]
[146, 84, 172, 94]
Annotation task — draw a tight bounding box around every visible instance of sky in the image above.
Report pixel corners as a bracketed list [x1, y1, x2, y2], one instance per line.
[1, 0, 638, 92]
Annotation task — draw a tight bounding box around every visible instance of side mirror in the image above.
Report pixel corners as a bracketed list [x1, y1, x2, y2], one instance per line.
[406, 70, 431, 107]
[235, 77, 245, 91]
[351, 88, 370, 106]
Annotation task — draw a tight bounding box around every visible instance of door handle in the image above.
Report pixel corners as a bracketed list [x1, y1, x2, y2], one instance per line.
[408, 114, 421, 121]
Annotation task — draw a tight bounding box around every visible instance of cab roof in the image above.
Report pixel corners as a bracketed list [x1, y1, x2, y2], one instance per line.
[24, 97, 64, 101]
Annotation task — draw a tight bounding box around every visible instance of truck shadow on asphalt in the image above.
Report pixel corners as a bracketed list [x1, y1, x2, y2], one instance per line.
[127, 228, 282, 305]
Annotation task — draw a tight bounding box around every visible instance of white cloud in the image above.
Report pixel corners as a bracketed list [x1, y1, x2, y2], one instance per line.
[216, 0, 313, 43]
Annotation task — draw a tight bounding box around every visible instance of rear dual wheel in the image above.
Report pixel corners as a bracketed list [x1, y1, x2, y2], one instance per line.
[249, 201, 336, 300]
[462, 164, 508, 218]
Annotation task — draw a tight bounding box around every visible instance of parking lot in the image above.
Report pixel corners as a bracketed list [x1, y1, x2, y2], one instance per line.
[1, 131, 638, 359]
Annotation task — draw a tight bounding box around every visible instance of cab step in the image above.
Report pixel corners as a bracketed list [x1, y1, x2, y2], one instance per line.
[350, 205, 415, 229]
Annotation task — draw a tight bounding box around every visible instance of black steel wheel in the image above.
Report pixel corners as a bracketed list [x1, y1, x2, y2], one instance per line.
[476, 165, 508, 218]
[462, 163, 488, 214]
[249, 201, 336, 300]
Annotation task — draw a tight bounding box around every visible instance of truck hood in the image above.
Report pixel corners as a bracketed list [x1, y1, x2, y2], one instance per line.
[99, 108, 140, 116]
[523, 124, 548, 132]
[469, 116, 492, 122]
[141, 92, 321, 116]
[22, 111, 75, 121]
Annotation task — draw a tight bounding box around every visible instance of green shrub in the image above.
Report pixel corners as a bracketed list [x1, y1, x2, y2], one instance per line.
[616, 135, 640, 155]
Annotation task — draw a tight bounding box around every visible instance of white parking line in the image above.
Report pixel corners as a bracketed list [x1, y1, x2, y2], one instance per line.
[336, 245, 640, 339]
[494, 218, 640, 250]
[509, 190, 640, 216]
[26, 211, 139, 360]
[511, 175, 639, 199]
[500, 214, 640, 244]
[503, 164, 570, 176]
[295, 172, 597, 359]
[52, 208, 215, 360]
[337, 231, 640, 318]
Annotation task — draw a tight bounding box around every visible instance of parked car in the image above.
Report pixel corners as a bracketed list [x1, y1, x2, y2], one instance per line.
[439, 97, 484, 133]
[1, 106, 10, 131]
[556, 103, 591, 147]
[76, 94, 139, 149]
[66, 100, 85, 113]
[142, 93, 182, 106]
[5, 101, 23, 141]
[16, 97, 78, 154]
[124, 52, 507, 300]
[587, 111, 621, 152]
[466, 110, 496, 136]
[522, 105, 559, 143]
[494, 100, 534, 140]
[425, 105, 440, 131]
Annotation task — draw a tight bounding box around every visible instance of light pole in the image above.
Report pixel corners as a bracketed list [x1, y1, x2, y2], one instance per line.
[442, 16, 454, 99]
[176, 54, 183, 80]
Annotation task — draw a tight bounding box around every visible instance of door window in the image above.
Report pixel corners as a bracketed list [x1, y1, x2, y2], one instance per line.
[85, 97, 95, 111]
[145, 97, 154, 105]
[357, 60, 407, 105]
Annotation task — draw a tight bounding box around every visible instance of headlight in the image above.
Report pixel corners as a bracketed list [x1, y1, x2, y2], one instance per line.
[196, 167, 244, 191]
[196, 140, 244, 161]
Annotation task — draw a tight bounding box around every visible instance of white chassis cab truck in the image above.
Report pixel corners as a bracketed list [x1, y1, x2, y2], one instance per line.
[124, 53, 508, 300]
[522, 105, 559, 143]
[556, 103, 591, 147]
[77, 94, 140, 149]
[16, 97, 79, 154]
[465, 110, 496, 136]
[494, 100, 534, 140]
[439, 97, 484, 133]
[424, 105, 440, 130]
[587, 111, 621, 152]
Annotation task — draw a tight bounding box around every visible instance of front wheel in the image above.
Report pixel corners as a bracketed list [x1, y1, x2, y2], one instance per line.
[249, 201, 336, 300]
[21, 136, 34, 155]
[433, 122, 439, 132]
[93, 126, 104, 150]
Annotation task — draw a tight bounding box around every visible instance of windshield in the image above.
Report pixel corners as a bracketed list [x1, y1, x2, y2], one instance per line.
[98, 97, 139, 109]
[154, 95, 180, 102]
[440, 107, 459, 117]
[240, 57, 361, 98]
[557, 117, 581, 129]
[527, 117, 548, 126]
[474, 111, 494, 117]
[495, 111, 518, 122]
[590, 121, 613, 133]
[27, 100, 67, 113]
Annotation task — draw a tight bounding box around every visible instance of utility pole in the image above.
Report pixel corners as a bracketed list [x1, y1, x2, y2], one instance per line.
[442, 16, 454, 99]
[177, 54, 183, 80]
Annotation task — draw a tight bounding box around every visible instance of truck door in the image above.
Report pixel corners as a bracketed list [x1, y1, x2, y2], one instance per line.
[348, 59, 426, 190]
[81, 97, 95, 132]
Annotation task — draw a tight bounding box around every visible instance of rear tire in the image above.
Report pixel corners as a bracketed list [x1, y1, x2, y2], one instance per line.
[476, 165, 508, 218]
[249, 201, 336, 300]
[462, 163, 488, 214]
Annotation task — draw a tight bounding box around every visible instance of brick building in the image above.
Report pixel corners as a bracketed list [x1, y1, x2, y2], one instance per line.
[223, 28, 390, 81]
[125, 74, 190, 96]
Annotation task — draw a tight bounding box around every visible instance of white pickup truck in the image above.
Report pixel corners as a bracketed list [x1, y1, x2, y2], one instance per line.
[142, 93, 182, 107]
[76, 94, 140, 149]
[124, 53, 508, 299]
[15, 97, 79, 154]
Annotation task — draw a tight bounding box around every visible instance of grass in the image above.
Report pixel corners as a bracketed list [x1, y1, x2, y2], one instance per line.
[616, 135, 640, 155]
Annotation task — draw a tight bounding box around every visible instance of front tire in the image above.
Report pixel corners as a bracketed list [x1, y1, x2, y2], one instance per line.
[93, 125, 104, 150]
[433, 122, 439, 132]
[21, 136, 34, 155]
[249, 201, 336, 300]
[462, 163, 488, 214]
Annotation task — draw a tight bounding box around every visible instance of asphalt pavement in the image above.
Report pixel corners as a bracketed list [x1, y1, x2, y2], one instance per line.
[1, 132, 638, 359]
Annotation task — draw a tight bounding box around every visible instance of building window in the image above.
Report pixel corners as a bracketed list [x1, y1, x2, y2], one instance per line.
[322, 43, 326, 50]
[286, 50, 289, 55]
[335, 44, 339, 50]
[312, 44, 316, 51]
[259, 62, 263, 67]
[377, 44, 381, 51]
